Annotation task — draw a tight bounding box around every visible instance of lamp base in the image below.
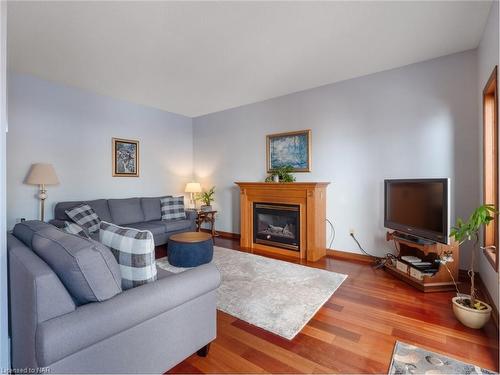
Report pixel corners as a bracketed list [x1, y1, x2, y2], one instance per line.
[39, 186, 47, 222]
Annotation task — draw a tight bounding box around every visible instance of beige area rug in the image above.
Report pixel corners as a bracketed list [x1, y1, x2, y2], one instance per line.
[156, 246, 347, 340]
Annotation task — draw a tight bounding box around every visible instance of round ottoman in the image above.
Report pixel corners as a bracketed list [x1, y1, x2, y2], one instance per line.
[168, 232, 214, 267]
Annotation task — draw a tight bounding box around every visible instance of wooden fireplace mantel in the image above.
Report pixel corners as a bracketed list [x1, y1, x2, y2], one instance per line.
[235, 182, 330, 261]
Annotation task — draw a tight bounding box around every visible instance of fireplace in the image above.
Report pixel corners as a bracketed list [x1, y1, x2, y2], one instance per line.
[253, 203, 300, 251]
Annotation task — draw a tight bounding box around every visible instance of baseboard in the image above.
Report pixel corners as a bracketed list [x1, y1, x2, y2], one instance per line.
[200, 228, 241, 240]
[326, 249, 376, 263]
[458, 269, 498, 329]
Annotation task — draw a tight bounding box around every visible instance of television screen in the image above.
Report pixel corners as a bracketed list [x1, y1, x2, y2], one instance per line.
[384, 179, 449, 244]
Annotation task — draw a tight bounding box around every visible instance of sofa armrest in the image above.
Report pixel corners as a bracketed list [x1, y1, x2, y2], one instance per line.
[36, 263, 221, 367]
[8, 234, 76, 369]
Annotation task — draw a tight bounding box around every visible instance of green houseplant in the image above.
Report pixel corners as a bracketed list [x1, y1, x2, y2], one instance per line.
[448, 204, 496, 328]
[196, 186, 215, 211]
[265, 165, 296, 183]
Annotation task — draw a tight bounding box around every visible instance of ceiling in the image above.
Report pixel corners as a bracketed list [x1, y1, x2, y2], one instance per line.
[7, 1, 492, 118]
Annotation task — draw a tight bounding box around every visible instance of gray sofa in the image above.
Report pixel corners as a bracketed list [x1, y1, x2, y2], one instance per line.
[49, 196, 197, 245]
[8, 221, 221, 373]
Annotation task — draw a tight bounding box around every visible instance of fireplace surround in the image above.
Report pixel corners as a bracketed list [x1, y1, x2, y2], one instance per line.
[235, 182, 329, 261]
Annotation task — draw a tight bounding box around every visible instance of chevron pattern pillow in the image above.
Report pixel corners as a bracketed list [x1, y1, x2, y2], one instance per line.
[99, 221, 157, 290]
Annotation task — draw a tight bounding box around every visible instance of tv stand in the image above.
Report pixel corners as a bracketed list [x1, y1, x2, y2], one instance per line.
[385, 231, 459, 292]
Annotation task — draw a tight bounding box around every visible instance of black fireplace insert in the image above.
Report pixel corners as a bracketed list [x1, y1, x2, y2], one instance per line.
[253, 202, 300, 251]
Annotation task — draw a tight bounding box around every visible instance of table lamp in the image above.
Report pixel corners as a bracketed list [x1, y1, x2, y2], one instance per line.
[185, 182, 201, 209]
[25, 163, 59, 222]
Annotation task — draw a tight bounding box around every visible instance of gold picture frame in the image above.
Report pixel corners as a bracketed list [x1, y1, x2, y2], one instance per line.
[266, 129, 312, 172]
[112, 138, 140, 177]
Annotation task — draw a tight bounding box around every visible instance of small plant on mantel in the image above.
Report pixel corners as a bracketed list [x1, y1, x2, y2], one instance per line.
[447, 204, 496, 328]
[265, 165, 296, 183]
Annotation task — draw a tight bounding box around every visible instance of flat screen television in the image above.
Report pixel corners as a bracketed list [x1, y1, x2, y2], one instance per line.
[384, 178, 450, 244]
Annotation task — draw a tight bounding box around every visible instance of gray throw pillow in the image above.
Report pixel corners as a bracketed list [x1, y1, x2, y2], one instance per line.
[160, 196, 186, 220]
[31, 226, 122, 305]
[65, 203, 101, 234]
[62, 221, 90, 239]
[99, 221, 157, 290]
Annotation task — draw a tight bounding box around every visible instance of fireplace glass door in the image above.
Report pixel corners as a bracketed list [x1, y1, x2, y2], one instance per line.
[253, 203, 300, 251]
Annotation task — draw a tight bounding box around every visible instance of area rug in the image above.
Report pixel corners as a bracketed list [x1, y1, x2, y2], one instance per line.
[389, 341, 496, 374]
[156, 246, 347, 340]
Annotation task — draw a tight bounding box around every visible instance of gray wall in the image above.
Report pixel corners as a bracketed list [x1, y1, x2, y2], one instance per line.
[193, 50, 479, 269]
[7, 73, 194, 228]
[477, 1, 499, 310]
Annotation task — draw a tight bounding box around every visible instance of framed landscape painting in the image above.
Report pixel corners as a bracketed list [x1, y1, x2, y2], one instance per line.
[267, 130, 311, 172]
[112, 138, 139, 177]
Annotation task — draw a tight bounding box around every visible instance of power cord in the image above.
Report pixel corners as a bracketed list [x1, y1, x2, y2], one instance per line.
[349, 232, 397, 269]
[350, 232, 378, 258]
[326, 219, 336, 249]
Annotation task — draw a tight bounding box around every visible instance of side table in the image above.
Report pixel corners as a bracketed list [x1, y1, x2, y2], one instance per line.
[195, 210, 219, 237]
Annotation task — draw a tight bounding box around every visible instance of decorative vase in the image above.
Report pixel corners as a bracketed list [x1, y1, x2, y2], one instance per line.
[201, 205, 213, 212]
[452, 296, 492, 329]
[273, 175, 280, 183]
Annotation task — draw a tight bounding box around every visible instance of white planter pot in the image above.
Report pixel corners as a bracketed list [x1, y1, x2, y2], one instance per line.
[452, 296, 492, 329]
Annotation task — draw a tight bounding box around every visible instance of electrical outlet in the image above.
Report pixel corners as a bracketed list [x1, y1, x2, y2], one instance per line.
[349, 228, 355, 235]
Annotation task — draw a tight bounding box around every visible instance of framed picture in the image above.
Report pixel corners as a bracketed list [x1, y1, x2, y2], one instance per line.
[112, 138, 139, 177]
[266, 130, 311, 172]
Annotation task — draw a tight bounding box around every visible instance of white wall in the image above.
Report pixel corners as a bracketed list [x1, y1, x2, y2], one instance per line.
[193, 50, 479, 268]
[477, 0, 499, 310]
[7, 73, 193, 228]
[0, 1, 8, 370]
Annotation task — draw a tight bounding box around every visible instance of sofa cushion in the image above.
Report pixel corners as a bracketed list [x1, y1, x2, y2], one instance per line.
[31, 226, 122, 305]
[126, 221, 167, 238]
[164, 219, 193, 232]
[108, 198, 145, 226]
[54, 199, 112, 222]
[141, 196, 171, 222]
[160, 196, 186, 221]
[99, 221, 157, 290]
[12, 220, 53, 248]
[62, 221, 90, 239]
[65, 204, 101, 234]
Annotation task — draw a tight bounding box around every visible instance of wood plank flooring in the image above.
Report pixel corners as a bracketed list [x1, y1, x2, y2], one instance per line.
[168, 238, 499, 374]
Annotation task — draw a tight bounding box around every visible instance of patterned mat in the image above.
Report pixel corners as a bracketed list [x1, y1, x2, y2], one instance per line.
[389, 341, 496, 374]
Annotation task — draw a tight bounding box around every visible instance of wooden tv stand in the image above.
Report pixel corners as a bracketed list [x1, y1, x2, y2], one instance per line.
[384, 231, 459, 292]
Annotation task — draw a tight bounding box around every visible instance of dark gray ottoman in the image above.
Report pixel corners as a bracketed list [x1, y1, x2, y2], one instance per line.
[168, 232, 214, 267]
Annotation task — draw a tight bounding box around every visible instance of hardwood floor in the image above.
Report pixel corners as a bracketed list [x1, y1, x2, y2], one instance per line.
[168, 238, 499, 374]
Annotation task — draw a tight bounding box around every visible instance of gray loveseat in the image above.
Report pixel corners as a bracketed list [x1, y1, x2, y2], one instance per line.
[49, 196, 197, 245]
[7, 221, 221, 373]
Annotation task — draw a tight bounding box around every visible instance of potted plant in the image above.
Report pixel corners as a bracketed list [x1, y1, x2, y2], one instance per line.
[448, 204, 496, 329]
[265, 165, 296, 183]
[196, 186, 215, 211]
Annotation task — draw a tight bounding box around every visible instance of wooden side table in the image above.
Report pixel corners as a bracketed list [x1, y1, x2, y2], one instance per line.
[195, 210, 219, 237]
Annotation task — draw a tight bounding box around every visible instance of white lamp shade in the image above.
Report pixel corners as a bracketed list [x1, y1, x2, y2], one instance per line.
[25, 163, 59, 185]
[185, 182, 202, 193]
